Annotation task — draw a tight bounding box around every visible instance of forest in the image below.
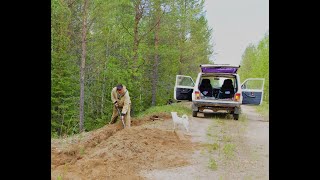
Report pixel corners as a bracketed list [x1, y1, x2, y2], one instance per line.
[52, 0, 213, 137]
[51, 0, 269, 137]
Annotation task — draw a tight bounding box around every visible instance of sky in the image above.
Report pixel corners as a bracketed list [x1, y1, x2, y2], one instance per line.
[203, 0, 269, 66]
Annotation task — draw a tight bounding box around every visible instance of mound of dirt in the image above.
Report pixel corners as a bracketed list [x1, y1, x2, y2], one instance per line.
[51, 113, 197, 180]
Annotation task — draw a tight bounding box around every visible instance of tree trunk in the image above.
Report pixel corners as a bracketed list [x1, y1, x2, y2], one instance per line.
[133, 0, 142, 65]
[101, 61, 107, 116]
[79, 0, 89, 133]
[151, 2, 161, 106]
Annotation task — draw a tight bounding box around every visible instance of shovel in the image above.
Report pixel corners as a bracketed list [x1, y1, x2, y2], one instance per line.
[115, 105, 126, 128]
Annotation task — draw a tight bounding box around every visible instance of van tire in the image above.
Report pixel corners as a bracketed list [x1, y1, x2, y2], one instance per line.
[233, 114, 239, 120]
[192, 111, 198, 117]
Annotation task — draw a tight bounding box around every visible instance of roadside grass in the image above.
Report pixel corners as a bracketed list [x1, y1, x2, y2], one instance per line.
[206, 125, 214, 138]
[216, 119, 225, 125]
[255, 101, 269, 117]
[206, 132, 214, 138]
[239, 113, 247, 122]
[203, 108, 256, 174]
[205, 114, 246, 170]
[203, 143, 220, 153]
[204, 121, 220, 170]
[222, 135, 232, 142]
[136, 103, 191, 118]
[223, 143, 236, 159]
[205, 118, 238, 170]
[206, 122, 220, 142]
[208, 157, 218, 170]
[210, 143, 220, 151]
[200, 148, 207, 155]
[238, 114, 248, 133]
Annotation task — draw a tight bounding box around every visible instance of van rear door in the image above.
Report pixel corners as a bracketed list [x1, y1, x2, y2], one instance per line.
[174, 75, 194, 101]
[200, 64, 239, 74]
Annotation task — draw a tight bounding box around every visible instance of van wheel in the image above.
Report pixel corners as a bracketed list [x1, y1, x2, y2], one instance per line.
[192, 111, 198, 117]
[233, 114, 239, 120]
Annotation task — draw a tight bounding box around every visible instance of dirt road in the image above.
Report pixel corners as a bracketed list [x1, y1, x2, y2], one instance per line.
[51, 104, 269, 179]
[141, 104, 269, 179]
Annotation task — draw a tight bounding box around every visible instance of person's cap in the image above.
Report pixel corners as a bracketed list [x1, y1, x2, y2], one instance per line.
[116, 84, 123, 91]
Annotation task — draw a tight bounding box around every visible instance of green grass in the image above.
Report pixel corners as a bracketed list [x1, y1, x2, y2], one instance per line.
[206, 124, 214, 137]
[216, 119, 225, 125]
[210, 143, 220, 151]
[255, 101, 269, 117]
[203, 143, 220, 153]
[136, 103, 191, 118]
[206, 123, 220, 142]
[222, 135, 232, 142]
[200, 148, 207, 155]
[239, 114, 248, 124]
[208, 157, 218, 170]
[206, 131, 214, 137]
[223, 143, 236, 158]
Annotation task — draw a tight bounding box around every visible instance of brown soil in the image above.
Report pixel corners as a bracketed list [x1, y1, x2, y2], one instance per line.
[51, 112, 198, 180]
[51, 104, 269, 180]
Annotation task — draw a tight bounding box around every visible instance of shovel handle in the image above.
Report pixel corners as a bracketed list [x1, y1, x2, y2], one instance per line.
[121, 116, 126, 128]
[115, 105, 126, 128]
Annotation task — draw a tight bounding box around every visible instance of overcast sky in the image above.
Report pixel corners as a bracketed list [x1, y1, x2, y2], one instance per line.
[204, 0, 269, 65]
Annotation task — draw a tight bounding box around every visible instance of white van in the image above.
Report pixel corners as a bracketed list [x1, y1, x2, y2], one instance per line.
[174, 64, 265, 120]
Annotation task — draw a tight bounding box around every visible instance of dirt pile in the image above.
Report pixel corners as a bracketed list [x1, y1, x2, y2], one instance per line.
[51, 113, 197, 180]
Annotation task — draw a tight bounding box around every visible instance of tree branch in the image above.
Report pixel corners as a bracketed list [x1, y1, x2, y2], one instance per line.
[140, 10, 165, 41]
[121, 23, 134, 37]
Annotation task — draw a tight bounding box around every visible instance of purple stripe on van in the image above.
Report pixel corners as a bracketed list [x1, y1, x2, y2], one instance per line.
[201, 67, 238, 73]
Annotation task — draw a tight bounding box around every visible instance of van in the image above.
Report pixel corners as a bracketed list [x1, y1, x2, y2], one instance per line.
[174, 64, 265, 120]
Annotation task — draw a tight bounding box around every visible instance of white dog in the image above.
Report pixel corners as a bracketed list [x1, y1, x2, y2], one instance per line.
[171, 112, 189, 132]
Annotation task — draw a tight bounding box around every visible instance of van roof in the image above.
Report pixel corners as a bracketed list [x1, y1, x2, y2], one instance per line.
[200, 64, 240, 74]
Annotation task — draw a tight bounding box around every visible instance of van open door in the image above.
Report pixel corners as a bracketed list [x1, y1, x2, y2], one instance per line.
[241, 78, 265, 105]
[174, 75, 194, 101]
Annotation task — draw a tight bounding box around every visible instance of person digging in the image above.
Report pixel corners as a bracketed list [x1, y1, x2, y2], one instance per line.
[109, 84, 131, 128]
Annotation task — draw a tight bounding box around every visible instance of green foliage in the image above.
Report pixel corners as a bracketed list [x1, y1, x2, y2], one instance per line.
[51, 0, 79, 136]
[51, 0, 214, 137]
[238, 32, 269, 103]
